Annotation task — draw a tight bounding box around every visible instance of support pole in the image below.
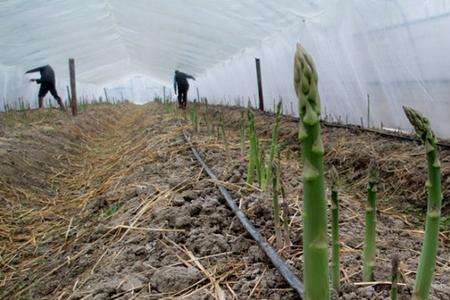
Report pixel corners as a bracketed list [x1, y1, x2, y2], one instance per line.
[163, 86, 166, 101]
[255, 58, 264, 111]
[69, 58, 77, 116]
[196, 87, 200, 102]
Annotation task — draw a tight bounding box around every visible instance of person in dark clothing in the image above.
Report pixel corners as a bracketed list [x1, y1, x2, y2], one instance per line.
[173, 70, 195, 109]
[25, 65, 66, 111]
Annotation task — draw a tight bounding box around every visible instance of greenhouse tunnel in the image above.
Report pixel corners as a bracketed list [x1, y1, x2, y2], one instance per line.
[1, 0, 450, 137]
[1, 1, 450, 300]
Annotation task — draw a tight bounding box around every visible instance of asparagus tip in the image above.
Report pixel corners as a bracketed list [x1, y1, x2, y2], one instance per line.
[391, 254, 400, 275]
[368, 160, 379, 184]
[330, 165, 338, 184]
[294, 44, 320, 124]
[402, 106, 433, 141]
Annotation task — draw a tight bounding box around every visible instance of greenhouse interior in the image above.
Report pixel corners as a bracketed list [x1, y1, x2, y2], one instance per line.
[1, 1, 449, 299]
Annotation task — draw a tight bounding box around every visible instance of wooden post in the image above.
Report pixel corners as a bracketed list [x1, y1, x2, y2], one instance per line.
[367, 93, 371, 128]
[196, 87, 200, 102]
[69, 58, 77, 116]
[255, 58, 264, 111]
[163, 86, 166, 101]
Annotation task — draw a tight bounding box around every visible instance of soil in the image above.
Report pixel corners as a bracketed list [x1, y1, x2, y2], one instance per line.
[0, 102, 449, 299]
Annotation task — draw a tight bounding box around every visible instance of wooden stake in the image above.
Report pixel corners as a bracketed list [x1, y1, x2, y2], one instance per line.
[68, 58, 77, 116]
[255, 58, 264, 111]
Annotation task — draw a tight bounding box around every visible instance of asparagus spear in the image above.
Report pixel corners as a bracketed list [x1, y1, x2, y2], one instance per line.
[363, 160, 379, 282]
[294, 43, 330, 300]
[330, 166, 340, 292]
[403, 106, 442, 300]
[391, 254, 400, 300]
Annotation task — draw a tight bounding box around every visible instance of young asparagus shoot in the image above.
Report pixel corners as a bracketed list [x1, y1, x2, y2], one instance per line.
[390, 254, 400, 300]
[203, 113, 211, 136]
[240, 111, 245, 156]
[263, 101, 283, 191]
[246, 109, 259, 184]
[294, 43, 330, 299]
[260, 144, 267, 187]
[195, 104, 199, 132]
[164, 98, 171, 112]
[281, 200, 291, 248]
[191, 103, 199, 132]
[330, 166, 340, 292]
[204, 97, 208, 113]
[276, 149, 292, 249]
[403, 106, 442, 300]
[219, 113, 230, 158]
[278, 151, 291, 248]
[255, 136, 262, 185]
[363, 160, 379, 282]
[216, 122, 220, 140]
[272, 161, 283, 250]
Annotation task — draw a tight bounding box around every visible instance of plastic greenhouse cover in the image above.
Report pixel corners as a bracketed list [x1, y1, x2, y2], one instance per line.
[1, 0, 450, 137]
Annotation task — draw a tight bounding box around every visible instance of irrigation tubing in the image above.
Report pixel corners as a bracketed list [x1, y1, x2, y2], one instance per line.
[182, 130, 305, 297]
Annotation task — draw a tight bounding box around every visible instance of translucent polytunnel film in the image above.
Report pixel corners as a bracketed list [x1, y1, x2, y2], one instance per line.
[195, 1, 450, 138]
[2, 0, 450, 137]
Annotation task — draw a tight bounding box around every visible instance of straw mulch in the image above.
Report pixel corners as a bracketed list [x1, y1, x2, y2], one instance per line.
[0, 104, 145, 298]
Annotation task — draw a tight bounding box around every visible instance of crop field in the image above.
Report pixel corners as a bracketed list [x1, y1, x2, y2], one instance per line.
[0, 99, 449, 300]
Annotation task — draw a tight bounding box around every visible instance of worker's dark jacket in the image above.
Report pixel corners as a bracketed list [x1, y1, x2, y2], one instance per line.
[25, 65, 56, 84]
[173, 72, 195, 93]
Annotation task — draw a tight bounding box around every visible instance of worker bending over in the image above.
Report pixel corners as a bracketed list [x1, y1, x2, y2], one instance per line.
[173, 70, 195, 109]
[25, 65, 66, 111]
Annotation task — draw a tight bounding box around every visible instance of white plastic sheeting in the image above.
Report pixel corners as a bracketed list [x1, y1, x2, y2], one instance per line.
[196, 1, 450, 138]
[1, 0, 313, 106]
[1, 1, 450, 137]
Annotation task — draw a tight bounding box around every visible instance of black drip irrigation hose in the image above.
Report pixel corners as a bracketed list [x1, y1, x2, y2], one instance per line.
[182, 131, 305, 297]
